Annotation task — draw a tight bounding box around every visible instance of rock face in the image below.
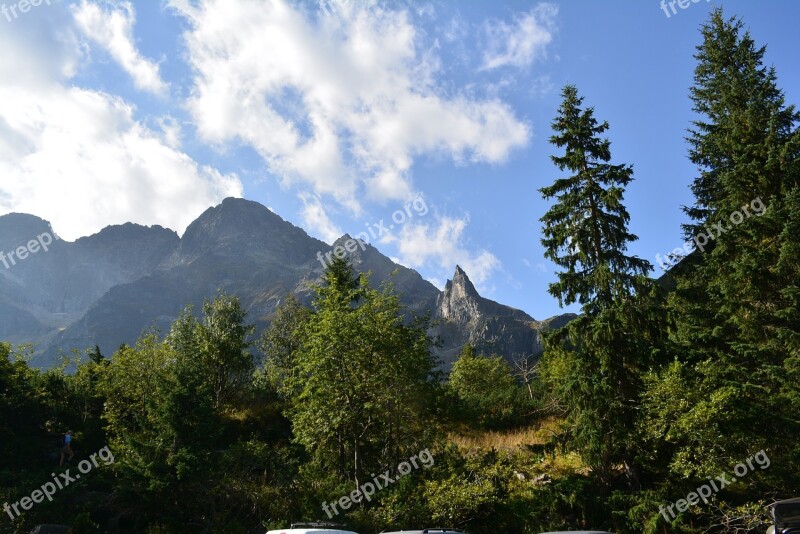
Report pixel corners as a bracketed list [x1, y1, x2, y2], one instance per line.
[0, 213, 178, 354]
[0, 198, 574, 368]
[432, 266, 575, 366]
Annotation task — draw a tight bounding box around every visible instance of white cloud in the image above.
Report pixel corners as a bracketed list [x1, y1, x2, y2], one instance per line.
[384, 215, 501, 286]
[298, 192, 343, 244]
[481, 3, 557, 71]
[0, 84, 242, 240]
[156, 115, 182, 149]
[73, 1, 168, 95]
[0, 2, 84, 84]
[0, 17, 242, 241]
[170, 0, 530, 211]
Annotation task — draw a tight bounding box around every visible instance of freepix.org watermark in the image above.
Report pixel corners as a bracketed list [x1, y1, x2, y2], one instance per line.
[322, 448, 435, 519]
[1, 232, 53, 270]
[319, 0, 350, 17]
[659, 450, 770, 523]
[3, 445, 115, 522]
[660, 0, 710, 19]
[655, 197, 766, 271]
[1, 0, 50, 22]
[315, 196, 428, 270]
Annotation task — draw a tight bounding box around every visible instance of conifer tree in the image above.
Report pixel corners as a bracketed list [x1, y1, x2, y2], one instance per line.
[654, 9, 800, 483]
[539, 85, 664, 487]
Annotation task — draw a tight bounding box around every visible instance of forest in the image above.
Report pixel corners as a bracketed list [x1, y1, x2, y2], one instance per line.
[2, 9, 799, 533]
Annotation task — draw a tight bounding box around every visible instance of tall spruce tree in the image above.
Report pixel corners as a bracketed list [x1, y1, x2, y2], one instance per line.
[539, 85, 664, 487]
[653, 9, 800, 485]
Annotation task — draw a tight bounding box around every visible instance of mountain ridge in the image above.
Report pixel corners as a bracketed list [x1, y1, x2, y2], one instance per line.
[0, 198, 574, 368]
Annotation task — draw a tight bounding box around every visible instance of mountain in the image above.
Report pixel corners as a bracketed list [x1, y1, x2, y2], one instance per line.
[0, 213, 178, 353]
[433, 265, 577, 364]
[0, 198, 574, 368]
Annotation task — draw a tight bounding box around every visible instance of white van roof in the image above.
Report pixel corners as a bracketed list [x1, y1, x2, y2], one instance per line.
[266, 529, 359, 534]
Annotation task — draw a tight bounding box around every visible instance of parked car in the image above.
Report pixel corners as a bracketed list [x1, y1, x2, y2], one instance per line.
[266, 522, 360, 534]
[380, 530, 466, 534]
[768, 498, 800, 534]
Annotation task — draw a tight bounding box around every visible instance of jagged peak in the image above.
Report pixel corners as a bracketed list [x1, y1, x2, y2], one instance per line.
[80, 222, 177, 240]
[210, 196, 278, 220]
[444, 265, 480, 300]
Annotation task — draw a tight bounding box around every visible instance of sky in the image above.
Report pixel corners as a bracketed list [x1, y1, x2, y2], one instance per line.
[0, 0, 798, 320]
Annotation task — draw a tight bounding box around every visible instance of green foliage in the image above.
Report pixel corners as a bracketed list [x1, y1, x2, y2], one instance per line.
[96, 295, 257, 529]
[196, 294, 256, 411]
[448, 345, 520, 428]
[258, 293, 312, 390]
[540, 85, 650, 313]
[283, 258, 441, 493]
[647, 10, 800, 503]
[0, 343, 46, 473]
[538, 84, 666, 488]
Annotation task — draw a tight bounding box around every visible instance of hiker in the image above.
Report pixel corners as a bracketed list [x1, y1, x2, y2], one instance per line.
[59, 431, 74, 466]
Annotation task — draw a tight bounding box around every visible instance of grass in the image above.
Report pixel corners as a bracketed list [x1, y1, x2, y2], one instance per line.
[449, 417, 562, 451]
[448, 417, 589, 478]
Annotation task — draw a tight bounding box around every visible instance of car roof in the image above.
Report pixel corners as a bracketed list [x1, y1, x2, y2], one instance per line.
[381, 530, 466, 534]
[265, 529, 359, 534]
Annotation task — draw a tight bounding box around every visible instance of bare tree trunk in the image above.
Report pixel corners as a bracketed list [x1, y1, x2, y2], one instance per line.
[353, 438, 362, 496]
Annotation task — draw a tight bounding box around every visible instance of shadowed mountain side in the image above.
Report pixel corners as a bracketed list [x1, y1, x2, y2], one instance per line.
[0, 213, 178, 346]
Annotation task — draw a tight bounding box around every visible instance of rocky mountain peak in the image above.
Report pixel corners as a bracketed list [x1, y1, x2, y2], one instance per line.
[445, 265, 480, 300]
[329, 234, 370, 264]
[438, 265, 483, 321]
[433, 265, 556, 365]
[168, 197, 327, 267]
[180, 197, 280, 248]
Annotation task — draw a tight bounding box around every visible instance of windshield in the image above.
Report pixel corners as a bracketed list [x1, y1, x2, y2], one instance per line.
[775, 503, 800, 525]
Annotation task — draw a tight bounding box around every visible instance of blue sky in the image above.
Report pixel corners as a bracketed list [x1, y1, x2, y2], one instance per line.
[0, 0, 798, 320]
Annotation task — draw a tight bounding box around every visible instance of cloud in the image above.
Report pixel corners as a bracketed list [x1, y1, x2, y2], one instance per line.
[170, 0, 530, 210]
[73, 0, 168, 95]
[0, 1, 84, 83]
[481, 3, 558, 71]
[0, 15, 242, 241]
[298, 192, 343, 243]
[156, 115, 182, 149]
[0, 84, 242, 240]
[385, 215, 501, 286]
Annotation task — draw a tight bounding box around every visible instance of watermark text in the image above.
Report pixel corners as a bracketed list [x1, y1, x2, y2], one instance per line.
[655, 197, 765, 271]
[659, 450, 770, 522]
[3, 445, 115, 522]
[322, 448, 434, 519]
[1, 232, 53, 270]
